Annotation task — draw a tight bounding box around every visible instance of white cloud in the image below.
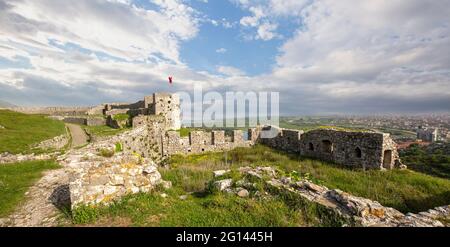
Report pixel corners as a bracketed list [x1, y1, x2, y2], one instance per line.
[0, 0, 199, 63]
[1, 0, 449, 114]
[217, 66, 246, 77]
[216, 48, 227, 54]
[256, 22, 279, 41]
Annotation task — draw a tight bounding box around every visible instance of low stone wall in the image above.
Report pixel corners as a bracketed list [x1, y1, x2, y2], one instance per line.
[60, 128, 170, 208]
[0, 152, 56, 164]
[63, 117, 87, 125]
[10, 107, 91, 116]
[86, 117, 106, 126]
[68, 154, 164, 208]
[35, 134, 69, 150]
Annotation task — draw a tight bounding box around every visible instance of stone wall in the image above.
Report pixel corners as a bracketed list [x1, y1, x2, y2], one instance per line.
[148, 93, 181, 130]
[35, 134, 69, 150]
[162, 130, 252, 156]
[259, 126, 304, 153]
[86, 117, 106, 126]
[68, 154, 163, 208]
[300, 129, 400, 169]
[63, 117, 87, 125]
[10, 107, 90, 116]
[255, 126, 401, 170]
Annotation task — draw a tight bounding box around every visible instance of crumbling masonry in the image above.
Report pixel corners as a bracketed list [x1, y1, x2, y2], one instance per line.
[8, 93, 402, 170]
[110, 93, 402, 170]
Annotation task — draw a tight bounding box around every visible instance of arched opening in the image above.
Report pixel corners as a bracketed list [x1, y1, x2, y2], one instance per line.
[322, 140, 333, 154]
[355, 147, 362, 158]
[383, 150, 392, 168]
[308, 143, 314, 151]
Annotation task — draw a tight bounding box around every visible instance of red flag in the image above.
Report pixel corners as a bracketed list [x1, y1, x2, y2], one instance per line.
[168, 76, 173, 84]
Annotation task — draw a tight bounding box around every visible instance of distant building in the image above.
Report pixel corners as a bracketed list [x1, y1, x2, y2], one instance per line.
[416, 127, 438, 142]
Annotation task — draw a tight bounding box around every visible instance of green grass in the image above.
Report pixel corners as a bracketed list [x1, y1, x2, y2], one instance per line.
[70, 152, 309, 226]
[112, 113, 130, 121]
[169, 145, 450, 213]
[70, 145, 450, 226]
[72, 192, 306, 227]
[83, 125, 129, 137]
[0, 110, 66, 154]
[400, 143, 450, 179]
[0, 160, 61, 217]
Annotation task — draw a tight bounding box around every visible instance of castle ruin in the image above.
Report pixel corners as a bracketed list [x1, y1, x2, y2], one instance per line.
[7, 92, 403, 170]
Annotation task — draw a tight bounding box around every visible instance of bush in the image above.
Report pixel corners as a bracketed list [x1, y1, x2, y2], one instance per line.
[115, 142, 123, 153]
[98, 148, 114, 158]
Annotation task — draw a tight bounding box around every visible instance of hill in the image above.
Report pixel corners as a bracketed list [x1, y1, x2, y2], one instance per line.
[0, 100, 17, 108]
[0, 110, 66, 154]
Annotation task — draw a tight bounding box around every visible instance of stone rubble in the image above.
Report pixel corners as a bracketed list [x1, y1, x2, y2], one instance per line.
[35, 134, 69, 150]
[213, 179, 233, 191]
[0, 152, 57, 165]
[213, 170, 231, 177]
[215, 167, 450, 227]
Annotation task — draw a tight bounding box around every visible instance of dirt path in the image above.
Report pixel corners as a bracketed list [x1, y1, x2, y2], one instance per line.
[0, 169, 71, 227]
[66, 123, 88, 147]
[0, 124, 89, 227]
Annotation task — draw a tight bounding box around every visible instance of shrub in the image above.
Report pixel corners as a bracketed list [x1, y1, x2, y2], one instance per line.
[98, 148, 114, 158]
[115, 142, 123, 153]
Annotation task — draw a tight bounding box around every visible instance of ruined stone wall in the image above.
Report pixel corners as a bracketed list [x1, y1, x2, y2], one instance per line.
[259, 126, 304, 153]
[299, 129, 400, 169]
[86, 117, 106, 126]
[163, 130, 252, 156]
[10, 107, 90, 116]
[63, 117, 87, 125]
[252, 126, 400, 170]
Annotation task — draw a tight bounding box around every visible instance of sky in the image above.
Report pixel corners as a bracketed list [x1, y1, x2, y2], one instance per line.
[0, 0, 449, 115]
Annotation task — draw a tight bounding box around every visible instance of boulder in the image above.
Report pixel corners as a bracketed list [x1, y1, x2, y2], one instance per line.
[213, 179, 233, 191]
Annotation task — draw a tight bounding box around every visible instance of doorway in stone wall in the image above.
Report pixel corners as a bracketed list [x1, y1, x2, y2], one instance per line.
[322, 140, 333, 154]
[383, 150, 392, 169]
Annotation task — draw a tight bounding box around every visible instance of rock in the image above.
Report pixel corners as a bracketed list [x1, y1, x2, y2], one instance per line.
[213, 179, 233, 191]
[179, 195, 188, 200]
[160, 193, 168, 198]
[299, 181, 327, 193]
[160, 180, 172, 189]
[237, 189, 249, 198]
[213, 170, 231, 177]
[68, 153, 166, 208]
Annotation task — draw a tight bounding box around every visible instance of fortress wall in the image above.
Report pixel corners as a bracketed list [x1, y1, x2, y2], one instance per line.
[86, 118, 106, 126]
[259, 126, 304, 153]
[10, 107, 91, 116]
[162, 129, 253, 156]
[253, 126, 400, 170]
[299, 129, 398, 169]
[63, 117, 87, 125]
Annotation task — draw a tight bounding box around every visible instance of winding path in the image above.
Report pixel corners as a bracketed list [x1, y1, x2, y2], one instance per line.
[66, 123, 88, 147]
[0, 124, 88, 226]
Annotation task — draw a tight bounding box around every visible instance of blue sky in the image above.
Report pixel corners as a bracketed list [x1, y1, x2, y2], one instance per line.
[0, 0, 449, 114]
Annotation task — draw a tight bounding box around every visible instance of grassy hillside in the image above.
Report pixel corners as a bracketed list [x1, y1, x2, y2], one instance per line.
[70, 145, 450, 226]
[0, 160, 60, 217]
[0, 100, 16, 108]
[0, 110, 66, 154]
[400, 143, 450, 179]
[168, 145, 450, 213]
